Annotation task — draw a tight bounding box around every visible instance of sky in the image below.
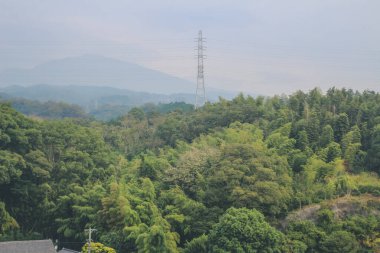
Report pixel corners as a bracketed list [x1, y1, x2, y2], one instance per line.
[0, 0, 379, 95]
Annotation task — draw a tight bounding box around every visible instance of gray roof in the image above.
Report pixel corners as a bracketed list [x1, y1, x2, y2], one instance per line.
[0, 239, 56, 253]
[58, 248, 80, 253]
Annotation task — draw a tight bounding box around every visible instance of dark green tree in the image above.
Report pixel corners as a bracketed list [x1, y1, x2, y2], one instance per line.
[320, 125, 334, 148]
[368, 124, 380, 173]
[183, 234, 208, 253]
[320, 231, 359, 253]
[208, 207, 284, 253]
[334, 113, 350, 143]
[285, 220, 326, 252]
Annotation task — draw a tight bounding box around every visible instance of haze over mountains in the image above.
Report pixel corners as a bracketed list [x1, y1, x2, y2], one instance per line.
[0, 55, 196, 94]
[0, 84, 195, 107]
[0, 55, 239, 120]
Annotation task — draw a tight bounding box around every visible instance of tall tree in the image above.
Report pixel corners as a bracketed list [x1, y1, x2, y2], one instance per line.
[368, 124, 380, 173]
[208, 207, 284, 253]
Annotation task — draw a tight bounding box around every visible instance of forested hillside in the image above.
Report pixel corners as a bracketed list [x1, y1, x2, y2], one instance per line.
[0, 84, 236, 120]
[0, 98, 88, 119]
[0, 94, 194, 121]
[0, 87, 379, 252]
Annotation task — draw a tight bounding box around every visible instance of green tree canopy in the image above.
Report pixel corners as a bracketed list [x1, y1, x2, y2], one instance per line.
[208, 207, 284, 253]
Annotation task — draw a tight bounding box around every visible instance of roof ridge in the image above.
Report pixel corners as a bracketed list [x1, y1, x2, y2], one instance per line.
[60, 247, 80, 253]
[0, 239, 53, 243]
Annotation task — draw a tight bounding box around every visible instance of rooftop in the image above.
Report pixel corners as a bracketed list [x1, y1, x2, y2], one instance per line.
[0, 239, 56, 253]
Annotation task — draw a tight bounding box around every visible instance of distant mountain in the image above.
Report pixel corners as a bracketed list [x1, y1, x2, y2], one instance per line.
[0, 55, 195, 94]
[0, 84, 239, 107]
[0, 84, 190, 107]
[0, 84, 240, 120]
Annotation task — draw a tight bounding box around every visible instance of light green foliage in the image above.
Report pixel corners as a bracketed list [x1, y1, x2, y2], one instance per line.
[25, 150, 52, 179]
[0, 202, 19, 235]
[201, 123, 292, 216]
[164, 122, 292, 217]
[266, 131, 296, 156]
[183, 234, 208, 253]
[134, 219, 179, 253]
[348, 172, 379, 195]
[0, 150, 25, 184]
[341, 126, 365, 171]
[81, 242, 116, 253]
[159, 187, 211, 241]
[97, 179, 180, 252]
[342, 125, 361, 154]
[56, 183, 105, 240]
[295, 157, 356, 202]
[98, 182, 139, 231]
[319, 142, 341, 163]
[163, 144, 219, 199]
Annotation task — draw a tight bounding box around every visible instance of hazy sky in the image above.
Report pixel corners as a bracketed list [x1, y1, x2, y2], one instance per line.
[0, 0, 379, 95]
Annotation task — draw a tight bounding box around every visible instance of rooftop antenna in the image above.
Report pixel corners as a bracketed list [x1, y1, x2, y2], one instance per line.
[195, 30, 206, 109]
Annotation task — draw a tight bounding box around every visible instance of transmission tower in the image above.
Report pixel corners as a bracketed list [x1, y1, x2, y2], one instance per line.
[195, 30, 206, 109]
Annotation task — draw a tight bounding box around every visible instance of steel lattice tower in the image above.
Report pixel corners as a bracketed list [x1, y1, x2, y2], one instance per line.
[195, 30, 206, 109]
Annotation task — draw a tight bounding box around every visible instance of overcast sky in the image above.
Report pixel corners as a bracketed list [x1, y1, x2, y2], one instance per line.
[0, 0, 379, 95]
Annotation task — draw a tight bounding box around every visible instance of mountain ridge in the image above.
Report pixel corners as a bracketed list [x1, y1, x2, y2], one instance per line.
[0, 55, 195, 94]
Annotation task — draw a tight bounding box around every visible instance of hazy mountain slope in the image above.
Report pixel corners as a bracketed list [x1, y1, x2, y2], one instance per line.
[0, 84, 171, 106]
[0, 84, 240, 120]
[0, 97, 88, 119]
[0, 55, 195, 94]
[0, 84, 239, 107]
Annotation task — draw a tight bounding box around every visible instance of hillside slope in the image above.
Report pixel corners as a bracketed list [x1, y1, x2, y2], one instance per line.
[283, 194, 380, 227]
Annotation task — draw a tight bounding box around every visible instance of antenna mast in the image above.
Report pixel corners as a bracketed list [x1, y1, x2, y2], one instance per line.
[195, 30, 206, 109]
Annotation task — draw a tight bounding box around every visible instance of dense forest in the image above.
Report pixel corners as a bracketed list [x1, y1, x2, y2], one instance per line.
[0, 84, 204, 120]
[0, 87, 379, 252]
[0, 94, 194, 121]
